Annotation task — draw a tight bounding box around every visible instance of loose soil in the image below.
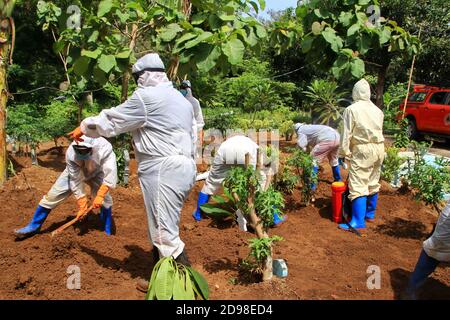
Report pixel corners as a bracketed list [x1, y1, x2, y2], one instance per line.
[0, 140, 449, 300]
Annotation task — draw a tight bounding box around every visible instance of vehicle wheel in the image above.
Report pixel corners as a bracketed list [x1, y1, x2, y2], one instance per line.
[407, 118, 420, 140]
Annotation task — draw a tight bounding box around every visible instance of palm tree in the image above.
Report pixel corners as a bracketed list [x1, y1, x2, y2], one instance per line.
[302, 79, 346, 127]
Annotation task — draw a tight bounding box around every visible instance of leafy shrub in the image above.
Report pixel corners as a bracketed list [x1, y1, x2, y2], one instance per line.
[41, 98, 78, 145]
[383, 82, 408, 133]
[394, 119, 410, 148]
[242, 236, 283, 275]
[286, 148, 318, 205]
[381, 147, 405, 183]
[255, 187, 285, 229]
[274, 166, 298, 194]
[405, 141, 450, 209]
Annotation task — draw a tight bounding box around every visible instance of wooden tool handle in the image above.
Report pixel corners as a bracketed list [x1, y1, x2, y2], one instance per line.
[51, 206, 93, 237]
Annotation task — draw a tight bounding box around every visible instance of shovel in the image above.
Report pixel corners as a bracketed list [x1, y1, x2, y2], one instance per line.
[51, 206, 93, 237]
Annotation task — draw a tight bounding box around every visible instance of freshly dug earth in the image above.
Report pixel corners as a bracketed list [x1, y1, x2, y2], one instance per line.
[0, 141, 449, 300]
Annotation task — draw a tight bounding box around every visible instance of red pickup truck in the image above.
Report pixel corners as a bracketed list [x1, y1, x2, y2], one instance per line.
[399, 85, 450, 143]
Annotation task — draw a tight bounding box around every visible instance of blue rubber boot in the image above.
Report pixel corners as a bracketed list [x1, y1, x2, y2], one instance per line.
[272, 207, 286, 226]
[339, 196, 367, 231]
[311, 166, 319, 191]
[14, 205, 51, 239]
[332, 165, 342, 182]
[404, 250, 439, 300]
[101, 206, 113, 235]
[193, 192, 210, 221]
[366, 193, 379, 222]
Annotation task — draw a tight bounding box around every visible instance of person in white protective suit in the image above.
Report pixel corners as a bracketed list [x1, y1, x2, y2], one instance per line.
[403, 200, 450, 299]
[68, 53, 197, 273]
[192, 135, 285, 225]
[337, 79, 385, 232]
[179, 80, 205, 160]
[14, 136, 117, 239]
[294, 123, 342, 191]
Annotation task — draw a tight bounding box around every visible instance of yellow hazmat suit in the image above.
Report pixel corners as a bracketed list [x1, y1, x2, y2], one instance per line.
[339, 79, 385, 201]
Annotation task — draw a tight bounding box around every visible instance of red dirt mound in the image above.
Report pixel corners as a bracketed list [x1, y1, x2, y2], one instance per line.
[0, 141, 448, 300]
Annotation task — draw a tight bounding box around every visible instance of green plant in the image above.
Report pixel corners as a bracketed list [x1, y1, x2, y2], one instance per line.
[286, 148, 318, 205]
[405, 141, 450, 210]
[383, 82, 408, 132]
[145, 257, 209, 300]
[302, 79, 345, 126]
[224, 166, 261, 213]
[7, 159, 16, 178]
[274, 166, 298, 194]
[394, 118, 410, 148]
[255, 187, 285, 229]
[200, 186, 237, 218]
[381, 147, 405, 183]
[242, 236, 283, 275]
[279, 120, 294, 140]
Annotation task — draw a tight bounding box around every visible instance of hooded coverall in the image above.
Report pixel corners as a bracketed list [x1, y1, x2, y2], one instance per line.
[295, 124, 340, 167]
[423, 200, 450, 262]
[40, 136, 117, 210]
[201, 135, 264, 195]
[81, 76, 196, 259]
[339, 79, 385, 201]
[185, 88, 204, 160]
[405, 200, 450, 298]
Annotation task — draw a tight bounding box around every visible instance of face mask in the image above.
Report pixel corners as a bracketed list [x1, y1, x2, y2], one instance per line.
[75, 153, 92, 161]
[180, 89, 188, 97]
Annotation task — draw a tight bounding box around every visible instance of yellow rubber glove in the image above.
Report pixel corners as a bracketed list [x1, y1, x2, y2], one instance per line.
[93, 184, 110, 209]
[68, 127, 84, 142]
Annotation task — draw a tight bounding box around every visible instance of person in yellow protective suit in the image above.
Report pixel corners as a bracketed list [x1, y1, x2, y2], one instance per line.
[338, 79, 385, 232]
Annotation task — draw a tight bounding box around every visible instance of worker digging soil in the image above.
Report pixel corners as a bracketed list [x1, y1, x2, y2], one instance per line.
[14, 136, 117, 239]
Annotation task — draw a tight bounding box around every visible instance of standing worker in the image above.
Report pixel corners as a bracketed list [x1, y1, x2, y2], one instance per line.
[403, 200, 450, 299]
[193, 135, 284, 225]
[180, 80, 205, 161]
[338, 79, 385, 232]
[14, 136, 117, 239]
[69, 53, 197, 272]
[293, 123, 342, 191]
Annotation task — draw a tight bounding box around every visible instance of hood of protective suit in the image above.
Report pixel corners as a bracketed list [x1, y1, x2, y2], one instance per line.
[132, 53, 170, 87]
[132, 53, 165, 73]
[294, 123, 305, 133]
[138, 71, 170, 87]
[352, 79, 371, 102]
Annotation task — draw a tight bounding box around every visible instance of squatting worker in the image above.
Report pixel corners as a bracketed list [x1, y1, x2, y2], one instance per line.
[338, 79, 385, 232]
[403, 199, 450, 299]
[193, 134, 285, 225]
[14, 136, 117, 239]
[68, 53, 197, 279]
[180, 80, 205, 160]
[293, 123, 342, 192]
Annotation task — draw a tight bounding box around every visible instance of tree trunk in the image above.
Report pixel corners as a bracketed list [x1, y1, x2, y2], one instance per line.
[121, 24, 138, 103]
[0, 18, 12, 186]
[375, 63, 389, 109]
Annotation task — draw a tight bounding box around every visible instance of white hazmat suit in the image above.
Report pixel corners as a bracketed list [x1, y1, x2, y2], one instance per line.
[80, 54, 196, 259]
[339, 79, 385, 201]
[40, 136, 117, 210]
[423, 200, 450, 262]
[201, 135, 264, 195]
[295, 123, 340, 166]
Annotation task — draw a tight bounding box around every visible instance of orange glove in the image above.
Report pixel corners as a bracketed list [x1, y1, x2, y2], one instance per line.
[76, 196, 89, 218]
[68, 127, 84, 142]
[93, 184, 110, 209]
